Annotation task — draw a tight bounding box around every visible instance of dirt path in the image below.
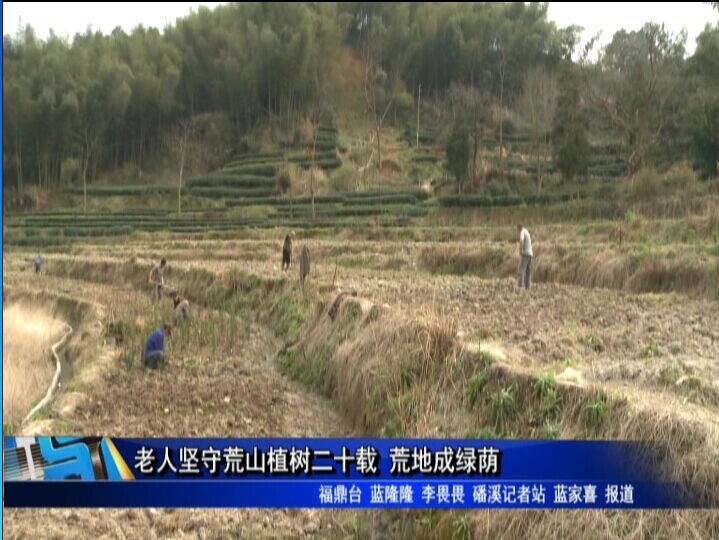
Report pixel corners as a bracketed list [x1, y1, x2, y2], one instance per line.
[3, 270, 355, 539]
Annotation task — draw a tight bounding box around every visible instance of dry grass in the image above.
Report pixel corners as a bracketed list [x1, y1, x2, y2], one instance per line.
[264, 282, 719, 538]
[419, 244, 718, 298]
[2, 304, 65, 426]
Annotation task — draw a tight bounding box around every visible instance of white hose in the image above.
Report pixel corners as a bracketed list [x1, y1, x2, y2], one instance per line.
[22, 322, 73, 426]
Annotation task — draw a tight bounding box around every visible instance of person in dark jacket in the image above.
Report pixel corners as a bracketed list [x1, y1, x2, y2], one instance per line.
[142, 323, 172, 369]
[282, 233, 293, 271]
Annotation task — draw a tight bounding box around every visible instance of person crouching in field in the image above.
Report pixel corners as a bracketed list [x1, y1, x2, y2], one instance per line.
[517, 224, 533, 289]
[148, 258, 166, 301]
[142, 323, 172, 369]
[282, 233, 293, 271]
[169, 291, 190, 324]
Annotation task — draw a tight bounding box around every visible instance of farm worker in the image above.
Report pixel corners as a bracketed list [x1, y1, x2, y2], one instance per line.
[148, 258, 167, 301]
[282, 232, 294, 271]
[34, 254, 43, 273]
[299, 245, 310, 285]
[169, 291, 190, 324]
[517, 224, 533, 289]
[142, 323, 172, 369]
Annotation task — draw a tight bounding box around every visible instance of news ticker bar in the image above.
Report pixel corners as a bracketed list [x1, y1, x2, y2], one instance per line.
[5, 480, 688, 509]
[3, 436, 714, 509]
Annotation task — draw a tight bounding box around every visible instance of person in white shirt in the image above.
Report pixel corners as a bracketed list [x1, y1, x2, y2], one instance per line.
[517, 224, 533, 289]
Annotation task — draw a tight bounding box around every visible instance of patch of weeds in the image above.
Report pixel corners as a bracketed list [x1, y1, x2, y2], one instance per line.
[477, 349, 495, 369]
[28, 404, 55, 423]
[382, 257, 406, 271]
[344, 301, 362, 322]
[465, 371, 488, 408]
[576, 225, 590, 236]
[346, 512, 369, 540]
[539, 387, 561, 417]
[541, 421, 560, 439]
[467, 331, 484, 343]
[419, 509, 437, 533]
[120, 344, 138, 370]
[363, 305, 381, 325]
[183, 356, 202, 374]
[452, 514, 473, 540]
[486, 386, 516, 431]
[562, 357, 578, 368]
[276, 348, 302, 380]
[400, 362, 420, 391]
[531, 372, 556, 399]
[241, 274, 261, 292]
[341, 255, 377, 268]
[473, 426, 500, 439]
[313, 343, 334, 381]
[658, 363, 680, 386]
[269, 290, 309, 339]
[582, 392, 608, 429]
[669, 343, 682, 356]
[586, 333, 604, 353]
[81, 331, 90, 341]
[53, 419, 74, 434]
[640, 344, 660, 359]
[3, 421, 15, 436]
[666, 250, 676, 260]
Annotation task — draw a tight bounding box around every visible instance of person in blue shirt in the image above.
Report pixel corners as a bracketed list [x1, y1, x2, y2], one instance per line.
[142, 323, 172, 369]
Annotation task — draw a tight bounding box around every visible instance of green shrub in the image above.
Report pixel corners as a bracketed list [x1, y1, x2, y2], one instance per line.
[221, 163, 277, 176]
[582, 393, 608, 428]
[586, 333, 604, 353]
[541, 421, 560, 439]
[465, 371, 488, 408]
[343, 195, 418, 206]
[630, 168, 661, 199]
[531, 372, 556, 399]
[663, 161, 698, 190]
[486, 386, 516, 430]
[186, 187, 275, 198]
[640, 344, 660, 359]
[488, 180, 512, 197]
[186, 173, 276, 188]
[477, 350, 495, 370]
[65, 185, 175, 196]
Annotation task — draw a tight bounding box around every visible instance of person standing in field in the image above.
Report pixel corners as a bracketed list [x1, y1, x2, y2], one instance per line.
[34, 254, 43, 273]
[141, 323, 172, 369]
[517, 224, 533, 289]
[299, 245, 310, 285]
[282, 233, 293, 271]
[148, 258, 166, 301]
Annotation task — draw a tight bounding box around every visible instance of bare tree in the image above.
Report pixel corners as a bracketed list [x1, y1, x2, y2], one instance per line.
[497, 45, 507, 179]
[76, 122, 102, 215]
[581, 25, 685, 175]
[519, 67, 558, 192]
[364, 62, 394, 172]
[165, 119, 196, 215]
[308, 103, 321, 219]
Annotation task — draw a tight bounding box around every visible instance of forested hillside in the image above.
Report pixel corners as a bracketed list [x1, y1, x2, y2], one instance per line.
[3, 2, 718, 210]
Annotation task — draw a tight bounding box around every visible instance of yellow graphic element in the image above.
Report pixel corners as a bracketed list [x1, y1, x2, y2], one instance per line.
[105, 437, 135, 480]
